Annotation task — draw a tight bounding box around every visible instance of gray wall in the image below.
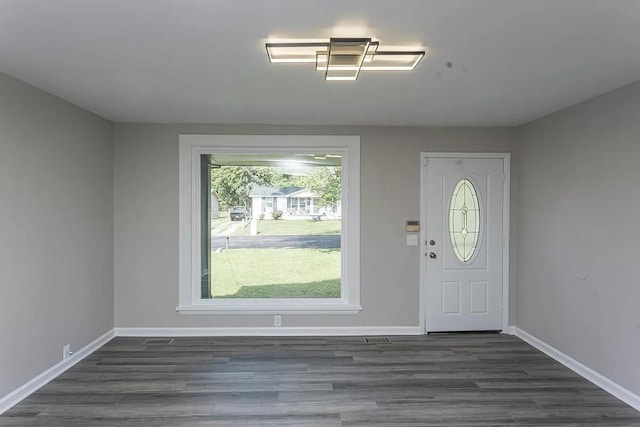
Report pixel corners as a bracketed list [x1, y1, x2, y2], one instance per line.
[0, 72, 114, 398]
[516, 81, 640, 395]
[114, 124, 515, 328]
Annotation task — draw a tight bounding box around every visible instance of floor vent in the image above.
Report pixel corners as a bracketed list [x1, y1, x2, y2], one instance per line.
[364, 337, 391, 344]
[144, 338, 174, 345]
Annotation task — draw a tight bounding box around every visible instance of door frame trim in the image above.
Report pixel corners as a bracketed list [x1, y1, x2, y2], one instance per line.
[419, 152, 511, 333]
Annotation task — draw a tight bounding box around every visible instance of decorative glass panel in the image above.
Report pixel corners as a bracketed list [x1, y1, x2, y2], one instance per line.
[449, 179, 481, 262]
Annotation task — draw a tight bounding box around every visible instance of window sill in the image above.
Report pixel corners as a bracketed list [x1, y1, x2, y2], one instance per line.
[176, 303, 362, 315]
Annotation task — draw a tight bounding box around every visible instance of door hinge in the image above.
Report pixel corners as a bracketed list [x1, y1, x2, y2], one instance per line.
[424, 158, 430, 166]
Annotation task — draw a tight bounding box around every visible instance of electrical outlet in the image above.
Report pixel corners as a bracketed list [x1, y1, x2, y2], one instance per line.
[274, 315, 282, 327]
[62, 344, 73, 360]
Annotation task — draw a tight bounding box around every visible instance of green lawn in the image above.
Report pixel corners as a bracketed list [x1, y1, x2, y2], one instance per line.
[211, 216, 229, 229]
[211, 218, 341, 236]
[257, 219, 341, 235]
[210, 248, 340, 298]
[211, 217, 251, 236]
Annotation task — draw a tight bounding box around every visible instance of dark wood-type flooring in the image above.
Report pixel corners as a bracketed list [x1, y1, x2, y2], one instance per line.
[2, 334, 639, 426]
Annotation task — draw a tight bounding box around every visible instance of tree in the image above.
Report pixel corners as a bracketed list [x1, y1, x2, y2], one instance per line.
[269, 173, 305, 188]
[303, 166, 341, 209]
[210, 166, 274, 208]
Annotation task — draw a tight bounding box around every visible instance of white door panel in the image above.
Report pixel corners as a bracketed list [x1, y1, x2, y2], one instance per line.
[423, 156, 505, 332]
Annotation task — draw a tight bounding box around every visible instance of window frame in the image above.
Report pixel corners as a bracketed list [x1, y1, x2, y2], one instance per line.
[178, 134, 361, 314]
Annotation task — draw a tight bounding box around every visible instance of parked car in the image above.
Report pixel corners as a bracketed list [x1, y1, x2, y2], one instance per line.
[229, 206, 247, 221]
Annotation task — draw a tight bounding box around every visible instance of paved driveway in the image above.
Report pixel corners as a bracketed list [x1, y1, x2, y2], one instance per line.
[212, 235, 340, 249]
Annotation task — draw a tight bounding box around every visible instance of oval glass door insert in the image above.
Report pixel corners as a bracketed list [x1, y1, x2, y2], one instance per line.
[449, 178, 481, 262]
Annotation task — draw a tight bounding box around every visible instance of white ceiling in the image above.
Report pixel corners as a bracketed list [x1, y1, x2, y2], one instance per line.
[1, 0, 639, 126]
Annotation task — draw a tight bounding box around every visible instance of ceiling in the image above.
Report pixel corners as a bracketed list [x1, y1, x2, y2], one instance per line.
[1, 0, 639, 126]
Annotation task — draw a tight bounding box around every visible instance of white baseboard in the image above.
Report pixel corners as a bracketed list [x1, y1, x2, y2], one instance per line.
[0, 328, 116, 415]
[115, 326, 422, 337]
[513, 326, 640, 412]
[504, 325, 516, 335]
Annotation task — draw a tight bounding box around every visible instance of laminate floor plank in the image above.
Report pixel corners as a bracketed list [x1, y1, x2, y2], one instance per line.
[1, 334, 638, 426]
[163, 414, 343, 427]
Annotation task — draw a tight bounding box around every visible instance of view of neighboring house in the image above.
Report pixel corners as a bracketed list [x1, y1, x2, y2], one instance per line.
[210, 189, 220, 218]
[249, 186, 339, 217]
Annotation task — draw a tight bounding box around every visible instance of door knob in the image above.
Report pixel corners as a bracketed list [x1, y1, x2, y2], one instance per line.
[429, 252, 437, 259]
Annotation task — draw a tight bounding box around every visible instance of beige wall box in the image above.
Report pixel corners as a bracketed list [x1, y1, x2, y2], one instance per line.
[406, 221, 420, 232]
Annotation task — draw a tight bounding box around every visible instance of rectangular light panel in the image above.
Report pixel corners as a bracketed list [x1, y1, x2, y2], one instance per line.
[361, 51, 425, 70]
[325, 38, 370, 81]
[266, 42, 328, 63]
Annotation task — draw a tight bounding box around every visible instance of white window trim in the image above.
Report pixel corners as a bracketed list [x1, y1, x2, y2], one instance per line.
[177, 135, 361, 314]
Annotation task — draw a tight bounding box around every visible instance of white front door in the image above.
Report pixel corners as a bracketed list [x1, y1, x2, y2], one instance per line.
[422, 155, 508, 332]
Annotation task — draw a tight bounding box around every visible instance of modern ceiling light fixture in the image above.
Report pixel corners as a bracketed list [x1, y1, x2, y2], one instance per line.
[266, 37, 425, 81]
